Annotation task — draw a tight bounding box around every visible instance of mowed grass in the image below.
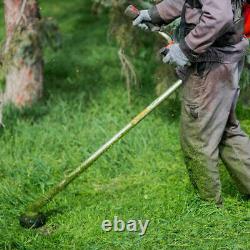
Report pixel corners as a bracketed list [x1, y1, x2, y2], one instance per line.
[0, 0, 250, 249]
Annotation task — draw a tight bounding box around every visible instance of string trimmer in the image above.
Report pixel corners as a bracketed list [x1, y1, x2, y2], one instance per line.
[19, 5, 182, 229]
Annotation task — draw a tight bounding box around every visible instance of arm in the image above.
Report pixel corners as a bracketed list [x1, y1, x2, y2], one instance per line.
[180, 0, 234, 60]
[155, 0, 185, 24]
[132, 0, 184, 30]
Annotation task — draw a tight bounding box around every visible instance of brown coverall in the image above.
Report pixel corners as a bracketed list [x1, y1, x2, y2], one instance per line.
[155, 0, 250, 204]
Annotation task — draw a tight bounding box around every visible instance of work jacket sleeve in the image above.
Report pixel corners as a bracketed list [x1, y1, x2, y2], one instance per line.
[180, 0, 234, 58]
[155, 0, 185, 24]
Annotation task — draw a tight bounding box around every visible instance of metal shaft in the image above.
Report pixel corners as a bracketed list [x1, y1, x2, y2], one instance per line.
[27, 79, 182, 213]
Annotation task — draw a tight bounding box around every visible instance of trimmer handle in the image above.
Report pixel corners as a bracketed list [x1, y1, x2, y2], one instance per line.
[124, 5, 140, 20]
[159, 41, 175, 56]
[159, 47, 169, 57]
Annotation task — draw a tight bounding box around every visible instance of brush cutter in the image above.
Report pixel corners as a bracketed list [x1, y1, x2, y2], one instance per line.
[19, 5, 182, 229]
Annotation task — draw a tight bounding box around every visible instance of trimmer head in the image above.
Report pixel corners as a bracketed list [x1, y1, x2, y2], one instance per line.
[19, 212, 46, 229]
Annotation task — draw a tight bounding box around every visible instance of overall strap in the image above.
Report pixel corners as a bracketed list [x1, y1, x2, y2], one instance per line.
[179, 0, 202, 40]
[186, 0, 202, 9]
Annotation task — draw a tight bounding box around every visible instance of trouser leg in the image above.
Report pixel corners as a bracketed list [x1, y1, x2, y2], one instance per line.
[219, 62, 250, 195]
[180, 62, 239, 204]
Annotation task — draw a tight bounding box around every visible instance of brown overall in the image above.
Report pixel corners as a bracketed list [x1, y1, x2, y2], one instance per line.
[155, 0, 250, 204]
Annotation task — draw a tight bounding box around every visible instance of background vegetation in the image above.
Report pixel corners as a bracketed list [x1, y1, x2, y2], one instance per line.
[0, 0, 249, 249]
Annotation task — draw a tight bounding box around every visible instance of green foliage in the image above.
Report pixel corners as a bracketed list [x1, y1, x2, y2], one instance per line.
[0, 0, 249, 249]
[10, 25, 43, 67]
[91, 0, 156, 9]
[39, 17, 62, 51]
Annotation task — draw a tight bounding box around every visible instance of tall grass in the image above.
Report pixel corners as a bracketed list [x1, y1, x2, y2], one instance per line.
[0, 1, 249, 249]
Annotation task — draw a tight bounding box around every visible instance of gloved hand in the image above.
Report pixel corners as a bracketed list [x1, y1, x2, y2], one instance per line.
[132, 10, 152, 30]
[163, 44, 190, 67]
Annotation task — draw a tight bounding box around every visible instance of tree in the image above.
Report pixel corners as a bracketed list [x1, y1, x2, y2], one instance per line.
[3, 0, 43, 108]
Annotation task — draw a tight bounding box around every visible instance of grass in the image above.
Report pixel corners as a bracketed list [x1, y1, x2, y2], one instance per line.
[0, 0, 250, 249]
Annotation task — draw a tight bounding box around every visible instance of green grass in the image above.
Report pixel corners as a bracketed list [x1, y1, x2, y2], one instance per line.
[0, 1, 250, 249]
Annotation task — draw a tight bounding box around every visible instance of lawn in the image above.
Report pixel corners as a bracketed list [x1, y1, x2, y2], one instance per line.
[0, 0, 249, 249]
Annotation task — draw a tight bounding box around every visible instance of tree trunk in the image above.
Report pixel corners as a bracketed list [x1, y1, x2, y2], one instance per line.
[4, 0, 43, 108]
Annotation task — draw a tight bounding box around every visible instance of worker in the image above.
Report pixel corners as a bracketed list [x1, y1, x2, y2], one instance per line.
[133, 0, 250, 206]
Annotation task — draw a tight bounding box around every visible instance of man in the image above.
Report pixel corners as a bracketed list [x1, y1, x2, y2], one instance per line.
[133, 0, 250, 206]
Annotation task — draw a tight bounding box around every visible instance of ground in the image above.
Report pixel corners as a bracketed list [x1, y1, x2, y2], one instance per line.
[0, 0, 249, 249]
